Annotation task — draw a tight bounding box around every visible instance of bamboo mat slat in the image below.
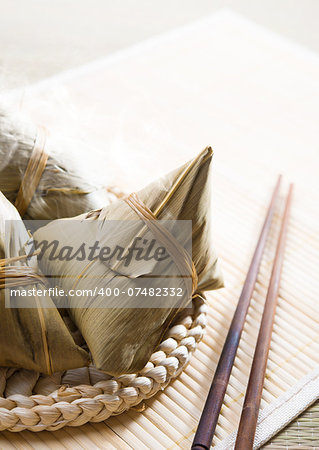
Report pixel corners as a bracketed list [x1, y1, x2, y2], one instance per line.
[2, 9, 319, 449]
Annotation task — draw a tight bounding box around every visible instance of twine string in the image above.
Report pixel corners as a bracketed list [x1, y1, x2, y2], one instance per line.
[125, 192, 198, 296]
[15, 126, 48, 217]
[0, 251, 47, 289]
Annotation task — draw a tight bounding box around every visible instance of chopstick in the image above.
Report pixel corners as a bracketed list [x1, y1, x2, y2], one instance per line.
[191, 175, 282, 450]
[235, 183, 293, 449]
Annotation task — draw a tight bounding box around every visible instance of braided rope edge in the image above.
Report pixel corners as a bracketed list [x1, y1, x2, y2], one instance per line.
[0, 296, 207, 432]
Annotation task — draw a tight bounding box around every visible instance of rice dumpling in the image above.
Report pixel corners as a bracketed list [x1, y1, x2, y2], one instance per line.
[0, 192, 90, 373]
[34, 147, 223, 375]
[0, 106, 115, 219]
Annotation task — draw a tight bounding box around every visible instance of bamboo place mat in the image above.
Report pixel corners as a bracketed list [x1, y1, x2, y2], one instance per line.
[2, 9, 319, 449]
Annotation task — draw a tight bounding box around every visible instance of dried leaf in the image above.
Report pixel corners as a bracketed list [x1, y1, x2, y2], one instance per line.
[0, 193, 90, 373]
[0, 107, 115, 219]
[35, 148, 223, 375]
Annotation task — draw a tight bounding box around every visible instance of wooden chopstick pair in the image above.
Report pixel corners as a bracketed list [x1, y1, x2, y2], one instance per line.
[192, 175, 293, 450]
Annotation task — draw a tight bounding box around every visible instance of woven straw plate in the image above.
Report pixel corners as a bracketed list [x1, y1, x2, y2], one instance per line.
[0, 295, 206, 432]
